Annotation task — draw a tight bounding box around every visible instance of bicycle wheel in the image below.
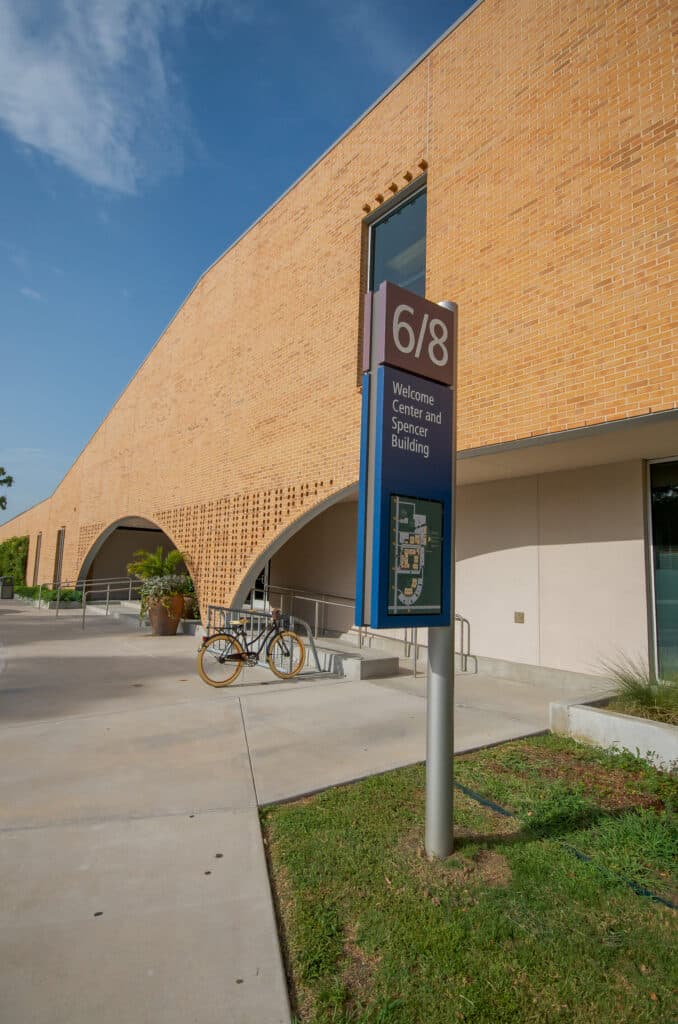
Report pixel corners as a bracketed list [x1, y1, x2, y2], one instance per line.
[198, 633, 245, 687]
[267, 630, 305, 679]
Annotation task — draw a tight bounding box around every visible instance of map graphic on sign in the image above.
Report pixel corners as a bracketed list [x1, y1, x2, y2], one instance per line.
[388, 495, 443, 615]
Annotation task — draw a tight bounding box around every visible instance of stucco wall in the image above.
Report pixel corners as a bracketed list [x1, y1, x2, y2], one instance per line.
[455, 461, 649, 674]
[269, 502, 357, 634]
[538, 462, 649, 673]
[456, 476, 541, 665]
[87, 528, 171, 582]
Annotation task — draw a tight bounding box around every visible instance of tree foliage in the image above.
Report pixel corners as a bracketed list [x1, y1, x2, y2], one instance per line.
[127, 546, 185, 579]
[0, 466, 13, 511]
[0, 535, 28, 586]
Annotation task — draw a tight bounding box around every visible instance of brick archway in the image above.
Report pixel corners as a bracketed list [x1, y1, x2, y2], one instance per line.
[231, 483, 358, 610]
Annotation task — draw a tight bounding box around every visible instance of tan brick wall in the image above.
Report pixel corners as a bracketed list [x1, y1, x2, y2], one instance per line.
[2, 0, 675, 614]
[428, 0, 677, 445]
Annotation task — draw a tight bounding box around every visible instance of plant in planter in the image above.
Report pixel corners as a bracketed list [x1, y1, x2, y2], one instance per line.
[127, 548, 191, 636]
[139, 574, 191, 636]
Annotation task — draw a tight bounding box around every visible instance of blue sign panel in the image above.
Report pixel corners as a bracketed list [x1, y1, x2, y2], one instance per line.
[356, 284, 456, 631]
[369, 366, 452, 627]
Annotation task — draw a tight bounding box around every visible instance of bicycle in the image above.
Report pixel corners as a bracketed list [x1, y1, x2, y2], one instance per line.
[197, 608, 305, 687]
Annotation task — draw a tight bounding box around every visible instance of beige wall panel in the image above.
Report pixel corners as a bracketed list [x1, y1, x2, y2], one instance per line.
[269, 502, 357, 633]
[538, 462, 649, 674]
[88, 528, 170, 582]
[456, 476, 540, 665]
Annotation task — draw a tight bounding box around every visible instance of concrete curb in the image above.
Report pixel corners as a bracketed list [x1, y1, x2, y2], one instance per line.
[550, 700, 678, 771]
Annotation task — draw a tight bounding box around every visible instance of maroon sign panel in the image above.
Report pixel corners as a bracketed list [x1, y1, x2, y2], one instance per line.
[363, 281, 457, 387]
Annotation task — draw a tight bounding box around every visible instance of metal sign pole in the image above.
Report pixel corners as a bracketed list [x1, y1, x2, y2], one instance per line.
[425, 299, 457, 860]
[425, 625, 454, 857]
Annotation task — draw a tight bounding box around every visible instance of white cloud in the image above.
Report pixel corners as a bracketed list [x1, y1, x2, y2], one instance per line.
[0, 1, 250, 193]
[20, 285, 44, 301]
[323, 1, 418, 80]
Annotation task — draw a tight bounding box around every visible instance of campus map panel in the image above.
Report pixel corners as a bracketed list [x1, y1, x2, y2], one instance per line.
[388, 495, 443, 615]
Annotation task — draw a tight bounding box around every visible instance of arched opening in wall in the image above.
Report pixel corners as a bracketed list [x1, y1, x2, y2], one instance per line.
[233, 486, 359, 636]
[79, 516, 189, 599]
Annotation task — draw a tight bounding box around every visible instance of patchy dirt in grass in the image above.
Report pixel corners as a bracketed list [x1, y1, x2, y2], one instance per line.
[463, 743, 671, 812]
[457, 848, 512, 888]
[398, 822, 515, 897]
[341, 921, 382, 1015]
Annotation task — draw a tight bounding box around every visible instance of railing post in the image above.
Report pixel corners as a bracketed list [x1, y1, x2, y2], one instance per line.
[129, 578, 132, 600]
[82, 586, 87, 630]
[38, 583, 43, 609]
[314, 600, 319, 639]
[55, 584, 61, 617]
[105, 583, 110, 616]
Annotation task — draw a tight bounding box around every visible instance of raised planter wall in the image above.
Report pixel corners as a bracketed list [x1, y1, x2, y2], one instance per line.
[551, 701, 678, 772]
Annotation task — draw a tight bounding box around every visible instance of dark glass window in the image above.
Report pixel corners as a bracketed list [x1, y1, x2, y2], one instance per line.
[32, 532, 42, 586]
[53, 527, 65, 587]
[369, 189, 426, 296]
[650, 461, 678, 678]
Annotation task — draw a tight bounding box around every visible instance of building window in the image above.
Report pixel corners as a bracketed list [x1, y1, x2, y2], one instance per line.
[53, 527, 65, 586]
[369, 187, 427, 296]
[32, 533, 42, 586]
[649, 459, 678, 678]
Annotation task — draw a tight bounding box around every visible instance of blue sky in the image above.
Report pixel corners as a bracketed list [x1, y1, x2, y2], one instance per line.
[0, 0, 472, 526]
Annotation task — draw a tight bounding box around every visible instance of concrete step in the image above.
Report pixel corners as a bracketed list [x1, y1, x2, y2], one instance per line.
[312, 637, 400, 680]
[86, 601, 139, 619]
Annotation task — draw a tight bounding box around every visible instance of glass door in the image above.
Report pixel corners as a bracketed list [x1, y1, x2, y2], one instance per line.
[650, 460, 678, 678]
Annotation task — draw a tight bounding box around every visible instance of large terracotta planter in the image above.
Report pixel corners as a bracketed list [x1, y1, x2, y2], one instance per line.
[148, 594, 184, 636]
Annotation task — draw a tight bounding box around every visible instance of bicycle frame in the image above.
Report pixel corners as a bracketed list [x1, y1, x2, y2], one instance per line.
[234, 621, 279, 661]
[201, 619, 280, 663]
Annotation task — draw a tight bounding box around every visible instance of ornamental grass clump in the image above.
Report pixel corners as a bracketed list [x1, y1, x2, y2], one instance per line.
[604, 655, 678, 726]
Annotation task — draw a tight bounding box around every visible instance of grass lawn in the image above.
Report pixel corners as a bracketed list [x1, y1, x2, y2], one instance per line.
[261, 735, 677, 1024]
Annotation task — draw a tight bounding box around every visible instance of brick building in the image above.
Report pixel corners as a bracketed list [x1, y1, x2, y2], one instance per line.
[2, 0, 676, 679]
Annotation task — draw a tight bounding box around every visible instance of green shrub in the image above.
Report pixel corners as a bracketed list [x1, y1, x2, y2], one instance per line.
[14, 584, 81, 604]
[49, 588, 81, 604]
[0, 535, 28, 587]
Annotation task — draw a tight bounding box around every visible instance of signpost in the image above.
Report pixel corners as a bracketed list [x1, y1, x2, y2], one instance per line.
[356, 280, 457, 859]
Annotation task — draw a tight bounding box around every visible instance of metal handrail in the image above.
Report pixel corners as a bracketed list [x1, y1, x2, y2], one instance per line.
[262, 583, 353, 639]
[206, 604, 322, 673]
[26, 575, 144, 627]
[262, 582, 472, 675]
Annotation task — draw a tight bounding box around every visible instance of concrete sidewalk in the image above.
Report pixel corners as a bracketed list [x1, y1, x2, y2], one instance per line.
[0, 603, 610, 1023]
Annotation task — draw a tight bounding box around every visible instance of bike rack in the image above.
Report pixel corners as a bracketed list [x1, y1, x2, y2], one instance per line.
[205, 605, 323, 673]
